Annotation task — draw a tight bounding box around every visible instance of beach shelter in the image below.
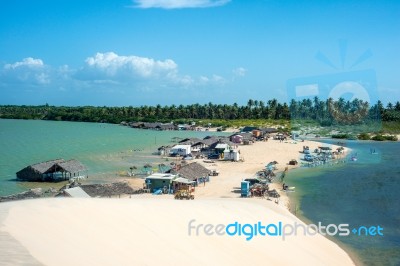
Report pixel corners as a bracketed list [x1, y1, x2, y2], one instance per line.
[145, 173, 177, 192]
[63, 187, 91, 198]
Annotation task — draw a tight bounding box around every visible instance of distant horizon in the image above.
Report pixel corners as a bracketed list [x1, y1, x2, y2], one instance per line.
[0, 98, 396, 108]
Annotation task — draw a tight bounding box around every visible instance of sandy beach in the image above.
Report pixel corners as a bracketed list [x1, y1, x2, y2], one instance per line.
[0, 138, 353, 266]
[0, 197, 354, 266]
[128, 138, 346, 209]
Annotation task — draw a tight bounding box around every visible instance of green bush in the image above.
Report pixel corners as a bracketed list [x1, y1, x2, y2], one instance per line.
[358, 133, 371, 140]
[372, 135, 386, 141]
[320, 120, 333, 127]
[332, 134, 349, 139]
[384, 135, 398, 141]
[371, 134, 398, 141]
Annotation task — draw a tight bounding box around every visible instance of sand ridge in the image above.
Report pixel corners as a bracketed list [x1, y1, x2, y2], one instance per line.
[1, 198, 354, 266]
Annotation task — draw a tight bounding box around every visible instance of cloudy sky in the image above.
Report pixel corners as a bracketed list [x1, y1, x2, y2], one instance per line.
[0, 0, 399, 106]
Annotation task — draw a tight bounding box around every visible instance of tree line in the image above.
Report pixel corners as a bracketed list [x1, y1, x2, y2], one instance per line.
[1, 98, 400, 125]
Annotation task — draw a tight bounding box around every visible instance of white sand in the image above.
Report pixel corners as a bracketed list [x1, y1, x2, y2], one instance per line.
[129, 139, 347, 209]
[0, 198, 354, 266]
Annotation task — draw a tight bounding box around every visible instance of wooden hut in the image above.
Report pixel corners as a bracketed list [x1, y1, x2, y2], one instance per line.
[173, 162, 211, 184]
[16, 159, 87, 182]
[145, 173, 177, 191]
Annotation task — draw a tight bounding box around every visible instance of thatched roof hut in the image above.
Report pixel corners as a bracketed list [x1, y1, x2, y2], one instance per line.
[79, 182, 138, 197]
[241, 126, 259, 133]
[174, 162, 211, 181]
[260, 127, 278, 134]
[16, 159, 87, 182]
[156, 123, 175, 131]
[179, 138, 202, 145]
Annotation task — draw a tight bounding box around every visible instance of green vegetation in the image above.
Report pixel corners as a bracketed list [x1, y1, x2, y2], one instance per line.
[331, 133, 358, 140]
[371, 135, 398, 141]
[1, 98, 400, 136]
[357, 133, 371, 140]
[382, 121, 400, 134]
[332, 134, 351, 139]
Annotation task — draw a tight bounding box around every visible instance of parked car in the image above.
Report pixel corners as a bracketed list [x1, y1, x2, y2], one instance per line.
[207, 153, 220, 159]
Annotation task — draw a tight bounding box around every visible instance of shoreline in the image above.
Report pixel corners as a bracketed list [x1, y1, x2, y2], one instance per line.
[124, 138, 354, 264]
[0, 134, 356, 265]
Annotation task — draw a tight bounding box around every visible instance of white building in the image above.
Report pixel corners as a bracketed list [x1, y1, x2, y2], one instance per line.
[223, 149, 240, 161]
[215, 143, 231, 152]
[169, 145, 191, 156]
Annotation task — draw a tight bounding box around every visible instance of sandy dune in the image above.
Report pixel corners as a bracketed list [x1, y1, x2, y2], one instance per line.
[0, 198, 354, 266]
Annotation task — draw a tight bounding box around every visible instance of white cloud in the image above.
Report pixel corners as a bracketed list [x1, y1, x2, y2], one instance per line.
[1, 53, 230, 95]
[212, 74, 226, 84]
[199, 76, 209, 83]
[79, 52, 227, 88]
[232, 67, 246, 77]
[4, 57, 44, 69]
[83, 52, 178, 79]
[35, 73, 51, 84]
[1, 57, 51, 85]
[132, 0, 230, 9]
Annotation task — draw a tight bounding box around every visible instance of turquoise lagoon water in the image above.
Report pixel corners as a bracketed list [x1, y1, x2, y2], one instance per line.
[286, 140, 400, 266]
[0, 119, 227, 196]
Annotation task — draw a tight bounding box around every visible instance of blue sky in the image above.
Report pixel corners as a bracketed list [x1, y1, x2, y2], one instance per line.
[0, 0, 399, 106]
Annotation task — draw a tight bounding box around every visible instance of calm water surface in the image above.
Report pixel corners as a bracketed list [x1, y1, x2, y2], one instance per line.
[286, 140, 400, 266]
[0, 119, 226, 196]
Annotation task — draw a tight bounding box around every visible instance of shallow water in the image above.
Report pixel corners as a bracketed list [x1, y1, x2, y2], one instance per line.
[286, 140, 400, 266]
[0, 119, 227, 196]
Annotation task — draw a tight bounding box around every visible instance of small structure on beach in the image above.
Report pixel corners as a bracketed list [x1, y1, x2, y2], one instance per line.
[62, 187, 91, 198]
[129, 122, 175, 130]
[173, 162, 211, 185]
[241, 181, 250, 197]
[260, 127, 278, 134]
[179, 138, 202, 145]
[158, 145, 172, 156]
[145, 173, 177, 192]
[169, 145, 191, 156]
[231, 134, 244, 144]
[318, 146, 332, 154]
[16, 159, 87, 182]
[241, 126, 259, 133]
[223, 149, 240, 161]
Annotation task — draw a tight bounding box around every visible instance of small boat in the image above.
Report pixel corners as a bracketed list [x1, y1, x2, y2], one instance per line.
[350, 156, 357, 161]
